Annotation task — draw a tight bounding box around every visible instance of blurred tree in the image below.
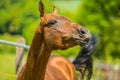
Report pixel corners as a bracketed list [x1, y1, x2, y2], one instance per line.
[77, 0, 120, 59]
[0, 0, 53, 44]
[0, 0, 53, 35]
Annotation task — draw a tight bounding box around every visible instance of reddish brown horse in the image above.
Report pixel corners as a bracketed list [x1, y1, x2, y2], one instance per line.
[17, 0, 91, 80]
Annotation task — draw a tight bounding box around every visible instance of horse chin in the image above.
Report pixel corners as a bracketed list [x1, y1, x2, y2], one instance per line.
[78, 37, 90, 47]
[73, 39, 88, 47]
[79, 41, 88, 46]
[79, 42, 86, 47]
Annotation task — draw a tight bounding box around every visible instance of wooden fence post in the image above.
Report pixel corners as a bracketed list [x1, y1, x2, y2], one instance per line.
[101, 63, 111, 80]
[114, 64, 120, 80]
[16, 38, 25, 74]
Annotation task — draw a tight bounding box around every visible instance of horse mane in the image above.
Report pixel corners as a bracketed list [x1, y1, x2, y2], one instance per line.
[73, 35, 97, 80]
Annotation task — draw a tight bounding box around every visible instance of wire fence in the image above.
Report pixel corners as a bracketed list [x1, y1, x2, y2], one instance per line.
[0, 39, 29, 74]
[0, 40, 29, 49]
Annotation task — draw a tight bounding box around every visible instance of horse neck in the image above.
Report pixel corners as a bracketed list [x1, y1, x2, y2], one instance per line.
[23, 27, 52, 80]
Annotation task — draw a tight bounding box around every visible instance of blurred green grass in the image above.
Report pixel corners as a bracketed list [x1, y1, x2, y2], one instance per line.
[0, 53, 120, 80]
[0, 53, 15, 80]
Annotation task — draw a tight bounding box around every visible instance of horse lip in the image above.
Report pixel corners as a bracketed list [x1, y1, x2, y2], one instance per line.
[79, 41, 88, 46]
[62, 36, 89, 46]
[73, 38, 89, 46]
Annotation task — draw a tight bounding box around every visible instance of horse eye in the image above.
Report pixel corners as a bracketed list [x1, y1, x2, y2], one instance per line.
[48, 20, 57, 26]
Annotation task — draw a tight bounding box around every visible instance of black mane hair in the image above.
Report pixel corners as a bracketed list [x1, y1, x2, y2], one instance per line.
[73, 35, 97, 80]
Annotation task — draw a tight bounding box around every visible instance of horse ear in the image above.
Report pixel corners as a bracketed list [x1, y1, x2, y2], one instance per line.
[53, 6, 58, 15]
[39, 0, 44, 17]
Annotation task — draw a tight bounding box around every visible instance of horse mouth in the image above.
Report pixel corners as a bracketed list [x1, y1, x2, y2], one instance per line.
[62, 36, 90, 47]
[73, 38, 90, 46]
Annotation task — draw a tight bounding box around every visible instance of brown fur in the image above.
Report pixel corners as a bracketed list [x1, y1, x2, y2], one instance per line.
[17, 0, 91, 80]
[45, 56, 77, 80]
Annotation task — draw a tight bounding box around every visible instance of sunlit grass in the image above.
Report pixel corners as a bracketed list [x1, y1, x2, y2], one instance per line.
[0, 53, 16, 80]
[0, 52, 120, 80]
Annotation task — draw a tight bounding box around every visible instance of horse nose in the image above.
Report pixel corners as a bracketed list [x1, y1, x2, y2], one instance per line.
[79, 28, 91, 40]
[79, 28, 88, 35]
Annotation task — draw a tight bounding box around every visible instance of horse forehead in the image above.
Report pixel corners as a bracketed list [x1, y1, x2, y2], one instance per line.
[44, 14, 58, 19]
[44, 14, 71, 22]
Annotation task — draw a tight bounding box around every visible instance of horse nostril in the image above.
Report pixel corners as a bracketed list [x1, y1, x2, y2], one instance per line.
[80, 28, 87, 35]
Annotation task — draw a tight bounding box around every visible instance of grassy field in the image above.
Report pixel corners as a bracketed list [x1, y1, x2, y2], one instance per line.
[1, 53, 120, 80]
[0, 53, 16, 80]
